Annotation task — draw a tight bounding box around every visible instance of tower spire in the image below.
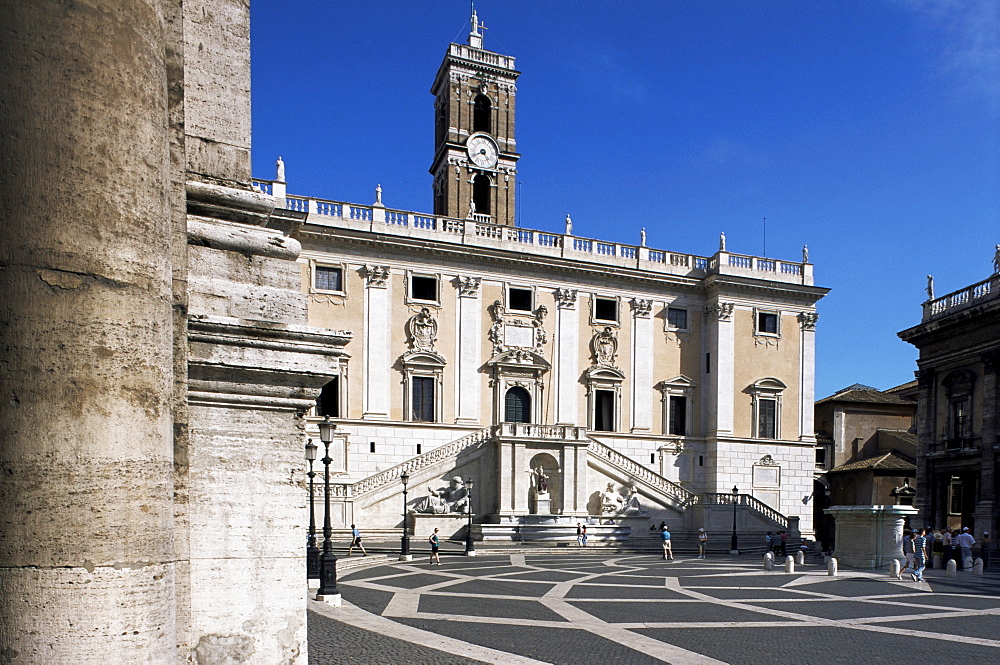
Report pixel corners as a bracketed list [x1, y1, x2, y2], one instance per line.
[469, 6, 483, 49]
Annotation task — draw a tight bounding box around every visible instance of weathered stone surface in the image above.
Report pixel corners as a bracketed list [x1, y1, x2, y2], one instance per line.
[0, 1, 178, 661]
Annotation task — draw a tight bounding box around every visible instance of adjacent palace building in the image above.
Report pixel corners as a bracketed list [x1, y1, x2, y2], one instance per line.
[256, 13, 829, 541]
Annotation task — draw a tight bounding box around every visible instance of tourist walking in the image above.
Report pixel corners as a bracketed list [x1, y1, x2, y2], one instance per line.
[697, 528, 708, 558]
[428, 527, 441, 565]
[348, 523, 367, 556]
[910, 527, 927, 582]
[577, 522, 587, 547]
[897, 529, 914, 579]
[661, 525, 673, 560]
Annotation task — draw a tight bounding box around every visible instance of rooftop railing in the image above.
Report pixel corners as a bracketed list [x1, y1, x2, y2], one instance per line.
[252, 178, 813, 285]
[923, 274, 998, 321]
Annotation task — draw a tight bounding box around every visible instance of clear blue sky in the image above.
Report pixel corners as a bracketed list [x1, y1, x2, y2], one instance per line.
[250, 1, 998, 400]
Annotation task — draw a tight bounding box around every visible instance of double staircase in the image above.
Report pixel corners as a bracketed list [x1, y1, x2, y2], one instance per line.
[325, 424, 793, 537]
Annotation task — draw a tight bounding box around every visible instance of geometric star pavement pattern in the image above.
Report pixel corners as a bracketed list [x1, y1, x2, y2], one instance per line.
[311, 554, 1000, 664]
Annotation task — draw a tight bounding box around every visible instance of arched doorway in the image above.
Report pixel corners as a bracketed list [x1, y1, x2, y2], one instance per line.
[504, 387, 531, 423]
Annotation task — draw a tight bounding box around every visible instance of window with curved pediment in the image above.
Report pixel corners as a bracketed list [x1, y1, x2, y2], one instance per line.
[400, 351, 446, 423]
[505, 387, 531, 423]
[586, 366, 625, 432]
[749, 377, 786, 440]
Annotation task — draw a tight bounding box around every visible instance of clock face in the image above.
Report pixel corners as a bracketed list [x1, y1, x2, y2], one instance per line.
[466, 133, 498, 169]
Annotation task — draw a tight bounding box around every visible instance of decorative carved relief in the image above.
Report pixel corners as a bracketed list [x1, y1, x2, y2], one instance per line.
[798, 311, 819, 331]
[554, 288, 578, 309]
[591, 326, 619, 366]
[758, 455, 778, 466]
[706, 302, 734, 322]
[406, 307, 438, 352]
[363, 265, 390, 288]
[488, 300, 548, 354]
[456, 276, 481, 298]
[630, 298, 652, 318]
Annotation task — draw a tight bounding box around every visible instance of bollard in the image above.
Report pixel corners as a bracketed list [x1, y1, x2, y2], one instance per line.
[946, 559, 957, 578]
[828, 558, 838, 576]
[795, 550, 805, 565]
[889, 559, 901, 578]
[785, 556, 795, 573]
[964, 556, 974, 571]
[973, 558, 984, 576]
[764, 553, 773, 571]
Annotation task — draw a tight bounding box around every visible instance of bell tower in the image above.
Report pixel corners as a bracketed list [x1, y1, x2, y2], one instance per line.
[430, 10, 520, 226]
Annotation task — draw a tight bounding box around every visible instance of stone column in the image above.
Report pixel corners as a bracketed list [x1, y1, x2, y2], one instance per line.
[630, 299, 653, 433]
[554, 289, 579, 425]
[455, 277, 482, 424]
[0, 1, 178, 662]
[362, 265, 391, 419]
[914, 368, 936, 525]
[797, 312, 818, 442]
[974, 352, 998, 535]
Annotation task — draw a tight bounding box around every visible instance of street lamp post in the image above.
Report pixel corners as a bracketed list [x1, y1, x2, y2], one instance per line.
[464, 477, 476, 556]
[305, 439, 320, 580]
[399, 470, 412, 561]
[730, 485, 739, 554]
[316, 418, 340, 603]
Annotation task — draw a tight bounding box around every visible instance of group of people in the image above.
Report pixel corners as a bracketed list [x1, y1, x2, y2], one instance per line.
[764, 531, 789, 556]
[658, 524, 708, 560]
[897, 526, 990, 581]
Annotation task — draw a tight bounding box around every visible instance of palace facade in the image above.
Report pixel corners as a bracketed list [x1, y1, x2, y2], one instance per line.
[255, 13, 829, 541]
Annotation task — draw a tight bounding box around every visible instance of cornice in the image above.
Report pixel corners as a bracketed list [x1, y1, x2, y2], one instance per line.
[298, 226, 708, 295]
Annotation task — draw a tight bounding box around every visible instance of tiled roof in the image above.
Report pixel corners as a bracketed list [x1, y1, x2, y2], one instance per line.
[829, 450, 916, 474]
[885, 380, 918, 394]
[876, 429, 917, 448]
[816, 387, 916, 406]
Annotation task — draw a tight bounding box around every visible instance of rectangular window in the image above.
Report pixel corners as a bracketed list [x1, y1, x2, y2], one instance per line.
[758, 398, 777, 439]
[650, 453, 655, 464]
[410, 275, 438, 302]
[814, 446, 827, 469]
[949, 479, 963, 515]
[951, 399, 968, 439]
[369, 442, 376, 453]
[508, 287, 533, 312]
[416, 443, 422, 455]
[705, 352, 711, 374]
[594, 389, 615, 431]
[757, 311, 779, 334]
[315, 266, 343, 292]
[668, 395, 687, 435]
[667, 307, 688, 330]
[412, 377, 435, 422]
[594, 297, 618, 322]
[315, 377, 339, 418]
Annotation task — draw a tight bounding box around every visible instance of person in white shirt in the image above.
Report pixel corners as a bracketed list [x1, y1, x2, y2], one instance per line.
[956, 527, 976, 568]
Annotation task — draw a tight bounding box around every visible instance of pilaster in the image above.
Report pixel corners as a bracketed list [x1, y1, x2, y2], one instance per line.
[797, 312, 818, 442]
[555, 288, 579, 425]
[455, 276, 482, 424]
[363, 265, 391, 419]
[705, 302, 735, 436]
[630, 298, 653, 432]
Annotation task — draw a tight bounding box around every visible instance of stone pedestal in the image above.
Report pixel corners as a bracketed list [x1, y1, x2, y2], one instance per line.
[825, 505, 918, 569]
[409, 513, 471, 540]
[533, 492, 551, 515]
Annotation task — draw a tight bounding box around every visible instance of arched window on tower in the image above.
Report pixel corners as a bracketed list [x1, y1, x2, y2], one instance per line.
[316, 377, 340, 418]
[473, 174, 491, 216]
[504, 387, 531, 423]
[473, 94, 491, 134]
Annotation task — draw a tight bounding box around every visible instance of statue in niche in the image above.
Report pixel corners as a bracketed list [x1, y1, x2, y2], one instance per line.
[619, 486, 649, 517]
[593, 326, 618, 366]
[530, 466, 549, 494]
[600, 482, 623, 514]
[414, 476, 470, 514]
[407, 307, 438, 352]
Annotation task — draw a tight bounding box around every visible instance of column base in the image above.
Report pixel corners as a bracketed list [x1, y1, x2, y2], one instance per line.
[398, 554, 413, 561]
[315, 593, 342, 607]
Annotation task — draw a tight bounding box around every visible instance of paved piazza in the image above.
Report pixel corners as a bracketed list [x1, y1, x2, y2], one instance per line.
[309, 553, 1000, 664]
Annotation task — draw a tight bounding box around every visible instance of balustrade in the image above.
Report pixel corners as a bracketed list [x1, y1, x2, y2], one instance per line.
[262, 189, 808, 282]
[926, 275, 996, 321]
